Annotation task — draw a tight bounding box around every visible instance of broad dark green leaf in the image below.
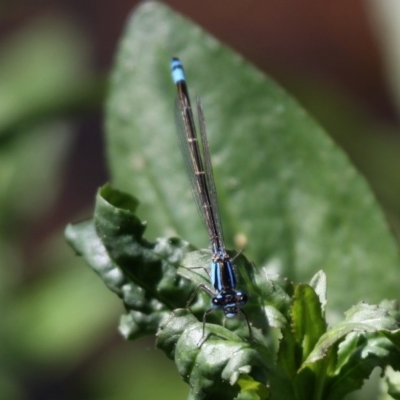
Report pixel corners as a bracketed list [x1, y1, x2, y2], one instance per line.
[106, 2, 400, 318]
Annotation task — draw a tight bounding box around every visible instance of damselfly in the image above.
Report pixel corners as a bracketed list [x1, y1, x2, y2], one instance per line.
[170, 57, 251, 337]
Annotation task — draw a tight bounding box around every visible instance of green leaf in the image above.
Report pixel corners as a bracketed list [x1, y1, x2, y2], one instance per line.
[277, 283, 326, 399]
[292, 284, 327, 362]
[157, 310, 269, 400]
[66, 185, 197, 339]
[309, 271, 327, 316]
[326, 334, 400, 400]
[298, 303, 400, 400]
[237, 375, 270, 400]
[106, 2, 400, 319]
[94, 185, 195, 307]
[303, 303, 399, 367]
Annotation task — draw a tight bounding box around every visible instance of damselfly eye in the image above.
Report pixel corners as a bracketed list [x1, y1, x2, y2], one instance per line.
[237, 293, 248, 306]
[212, 296, 224, 306]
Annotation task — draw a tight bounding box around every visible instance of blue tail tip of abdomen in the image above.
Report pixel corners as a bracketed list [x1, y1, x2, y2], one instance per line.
[171, 57, 185, 83]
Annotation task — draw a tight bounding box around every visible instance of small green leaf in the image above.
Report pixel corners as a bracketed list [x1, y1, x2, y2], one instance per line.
[309, 271, 327, 316]
[297, 303, 400, 400]
[237, 375, 270, 400]
[292, 284, 327, 362]
[277, 283, 326, 399]
[326, 334, 400, 400]
[303, 303, 399, 367]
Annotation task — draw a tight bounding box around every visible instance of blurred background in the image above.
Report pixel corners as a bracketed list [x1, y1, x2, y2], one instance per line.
[1, 1, 400, 399]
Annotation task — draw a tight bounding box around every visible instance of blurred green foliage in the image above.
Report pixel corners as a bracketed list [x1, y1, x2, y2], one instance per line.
[0, 14, 188, 400]
[2, 1, 400, 400]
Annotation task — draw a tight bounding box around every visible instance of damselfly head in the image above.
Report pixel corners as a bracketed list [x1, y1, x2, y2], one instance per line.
[211, 289, 248, 318]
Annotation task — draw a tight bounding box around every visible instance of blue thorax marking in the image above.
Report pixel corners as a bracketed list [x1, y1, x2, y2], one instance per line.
[211, 258, 237, 292]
